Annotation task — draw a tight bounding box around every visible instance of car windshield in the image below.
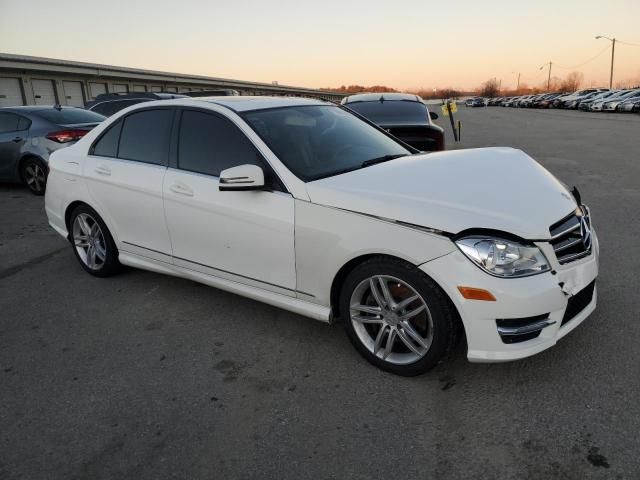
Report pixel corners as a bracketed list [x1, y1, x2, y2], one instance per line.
[35, 108, 106, 125]
[242, 105, 411, 182]
[344, 100, 428, 125]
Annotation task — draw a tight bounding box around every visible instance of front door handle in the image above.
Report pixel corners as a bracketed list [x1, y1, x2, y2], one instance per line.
[12, 136, 23, 143]
[95, 165, 111, 176]
[170, 183, 194, 197]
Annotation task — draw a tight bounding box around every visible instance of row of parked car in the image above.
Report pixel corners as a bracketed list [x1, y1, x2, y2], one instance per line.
[0, 92, 444, 195]
[468, 88, 640, 113]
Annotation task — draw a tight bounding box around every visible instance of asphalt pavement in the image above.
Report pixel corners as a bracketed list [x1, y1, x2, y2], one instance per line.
[1, 106, 639, 479]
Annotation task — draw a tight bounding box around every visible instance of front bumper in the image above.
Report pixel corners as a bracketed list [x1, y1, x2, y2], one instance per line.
[420, 230, 599, 362]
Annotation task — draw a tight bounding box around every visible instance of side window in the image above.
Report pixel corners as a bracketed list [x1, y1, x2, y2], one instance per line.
[118, 109, 173, 165]
[91, 120, 122, 157]
[17, 116, 31, 130]
[0, 113, 20, 133]
[178, 110, 261, 177]
[91, 102, 119, 117]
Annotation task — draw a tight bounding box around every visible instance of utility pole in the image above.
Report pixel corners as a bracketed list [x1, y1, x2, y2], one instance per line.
[511, 71, 521, 90]
[596, 35, 616, 88]
[540, 62, 552, 90]
[610, 38, 616, 88]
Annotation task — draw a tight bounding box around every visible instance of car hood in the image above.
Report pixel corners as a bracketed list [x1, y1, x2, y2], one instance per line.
[306, 147, 577, 240]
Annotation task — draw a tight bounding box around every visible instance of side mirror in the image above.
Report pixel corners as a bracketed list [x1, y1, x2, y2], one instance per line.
[429, 111, 439, 121]
[219, 164, 265, 191]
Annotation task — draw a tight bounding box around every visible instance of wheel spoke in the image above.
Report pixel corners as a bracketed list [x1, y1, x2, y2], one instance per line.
[87, 245, 96, 268]
[395, 294, 419, 311]
[26, 176, 35, 185]
[90, 223, 100, 238]
[368, 278, 386, 308]
[400, 320, 429, 349]
[26, 165, 35, 176]
[95, 242, 106, 261]
[382, 329, 396, 359]
[377, 277, 395, 308]
[373, 325, 388, 353]
[400, 304, 426, 321]
[351, 304, 382, 315]
[396, 328, 423, 356]
[74, 235, 89, 248]
[77, 215, 91, 235]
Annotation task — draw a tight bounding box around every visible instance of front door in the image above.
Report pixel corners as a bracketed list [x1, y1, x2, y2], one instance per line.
[163, 109, 296, 295]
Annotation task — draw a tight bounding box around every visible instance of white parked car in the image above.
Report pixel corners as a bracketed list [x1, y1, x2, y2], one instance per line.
[44, 97, 599, 376]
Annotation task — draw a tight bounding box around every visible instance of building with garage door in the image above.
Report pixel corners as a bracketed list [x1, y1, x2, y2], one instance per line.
[0, 53, 346, 107]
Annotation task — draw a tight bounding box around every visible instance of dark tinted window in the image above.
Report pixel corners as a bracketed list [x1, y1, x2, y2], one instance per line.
[118, 109, 173, 165]
[0, 113, 20, 133]
[92, 120, 122, 157]
[346, 101, 428, 125]
[35, 108, 106, 125]
[178, 110, 260, 177]
[17, 116, 31, 130]
[92, 99, 149, 117]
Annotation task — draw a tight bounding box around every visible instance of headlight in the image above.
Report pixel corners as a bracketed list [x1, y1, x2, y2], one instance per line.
[455, 236, 550, 278]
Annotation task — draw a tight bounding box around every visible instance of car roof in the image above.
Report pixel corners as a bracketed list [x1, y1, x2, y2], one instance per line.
[0, 105, 82, 113]
[342, 93, 423, 104]
[192, 95, 330, 112]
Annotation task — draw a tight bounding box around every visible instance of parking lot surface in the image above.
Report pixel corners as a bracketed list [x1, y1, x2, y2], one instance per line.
[1, 107, 639, 480]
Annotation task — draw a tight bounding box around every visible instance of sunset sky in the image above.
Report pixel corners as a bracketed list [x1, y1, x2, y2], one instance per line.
[1, 0, 639, 91]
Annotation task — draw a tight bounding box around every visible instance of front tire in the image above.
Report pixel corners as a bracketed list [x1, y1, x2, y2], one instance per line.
[69, 205, 120, 277]
[340, 257, 458, 376]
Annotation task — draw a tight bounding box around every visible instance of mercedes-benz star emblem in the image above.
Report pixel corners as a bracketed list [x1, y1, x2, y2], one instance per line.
[580, 216, 592, 250]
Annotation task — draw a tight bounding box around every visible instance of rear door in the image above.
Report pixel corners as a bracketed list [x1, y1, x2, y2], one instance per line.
[84, 107, 176, 262]
[0, 112, 29, 181]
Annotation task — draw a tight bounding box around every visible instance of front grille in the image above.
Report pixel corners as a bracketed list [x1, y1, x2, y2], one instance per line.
[496, 314, 554, 344]
[549, 205, 592, 264]
[561, 281, 596, 326]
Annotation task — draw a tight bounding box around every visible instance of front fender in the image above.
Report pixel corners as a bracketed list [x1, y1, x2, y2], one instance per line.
[294, 200, 456, 306]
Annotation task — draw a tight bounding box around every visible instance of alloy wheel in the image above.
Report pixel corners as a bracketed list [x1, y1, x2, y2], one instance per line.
[72, 213, 107, 270]
[349, 275, 434, 365]
[24, 162, 46, 194]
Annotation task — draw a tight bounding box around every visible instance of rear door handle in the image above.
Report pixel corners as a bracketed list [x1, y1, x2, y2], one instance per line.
[170, 183, 194, 197]
[95, 165, 111, 176]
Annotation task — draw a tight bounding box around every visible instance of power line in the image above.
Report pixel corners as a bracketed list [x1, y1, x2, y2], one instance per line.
[617, 40, 640, 47]
[555, 44, 611, 69]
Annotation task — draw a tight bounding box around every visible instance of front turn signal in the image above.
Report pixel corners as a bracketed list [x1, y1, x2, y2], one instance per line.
[457, 286, 497, 301]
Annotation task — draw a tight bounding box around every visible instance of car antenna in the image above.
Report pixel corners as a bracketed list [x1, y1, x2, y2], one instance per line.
[379, 96, 384, 103]
[54, 103, 62, 111]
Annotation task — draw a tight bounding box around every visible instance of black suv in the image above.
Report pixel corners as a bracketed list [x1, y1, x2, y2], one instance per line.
[341, 93, 445, 151]
[85, 92, 187, 117]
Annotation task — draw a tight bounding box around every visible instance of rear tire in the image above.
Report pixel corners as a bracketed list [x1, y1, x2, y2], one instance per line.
[69, 204, 120, 277]
[340, 257, 458, 376]
[21, 157, 47, 195]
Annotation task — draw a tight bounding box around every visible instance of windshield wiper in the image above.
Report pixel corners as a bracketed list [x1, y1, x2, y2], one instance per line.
[361, 154, 406, 168]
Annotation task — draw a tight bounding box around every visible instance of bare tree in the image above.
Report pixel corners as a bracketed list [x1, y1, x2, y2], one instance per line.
[560, 72, 584, 92]
[479, 78, 500, 97]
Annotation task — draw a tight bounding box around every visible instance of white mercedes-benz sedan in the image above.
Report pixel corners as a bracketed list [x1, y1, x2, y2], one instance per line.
[44, 96, 599, 376]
